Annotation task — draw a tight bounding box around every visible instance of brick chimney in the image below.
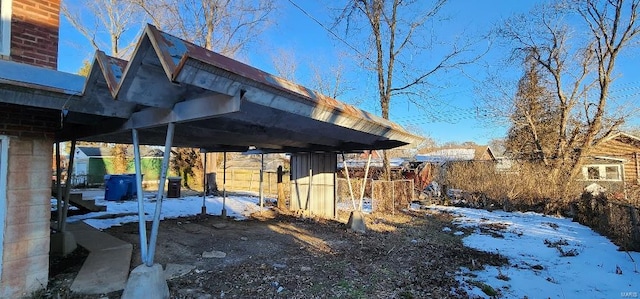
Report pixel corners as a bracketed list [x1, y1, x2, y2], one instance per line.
[1, 0, 60, 69]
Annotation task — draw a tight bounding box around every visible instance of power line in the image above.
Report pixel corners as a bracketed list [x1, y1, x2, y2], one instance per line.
[287, 0, 374, 65]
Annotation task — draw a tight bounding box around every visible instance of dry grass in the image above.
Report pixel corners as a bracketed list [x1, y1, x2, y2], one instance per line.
[441, 161, 582, 214]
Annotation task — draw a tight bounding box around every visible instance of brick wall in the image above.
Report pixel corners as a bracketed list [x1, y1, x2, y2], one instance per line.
[0, 137, 52, 297]
[9, 0, 60, 69]
[0, 103, 59, 139]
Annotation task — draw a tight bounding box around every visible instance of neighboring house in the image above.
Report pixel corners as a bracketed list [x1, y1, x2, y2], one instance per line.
[416, 145, 496, 164]
[73, 147, 112, 186]
[73, 146, 164, 186]
[580, 132, 640, 195]
[337, 150, 409, 179]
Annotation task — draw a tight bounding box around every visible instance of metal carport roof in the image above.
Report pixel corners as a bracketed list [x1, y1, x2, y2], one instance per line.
[0, 24, 421, 152]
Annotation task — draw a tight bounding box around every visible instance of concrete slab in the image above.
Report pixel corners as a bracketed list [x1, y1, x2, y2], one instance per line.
[70, 246, 133, 294]
[66, 221, 133, 294]
[67, 221, 130, 251]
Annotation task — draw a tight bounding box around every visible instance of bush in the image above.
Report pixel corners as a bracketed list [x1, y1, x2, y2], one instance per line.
[440, 161, 582, 214]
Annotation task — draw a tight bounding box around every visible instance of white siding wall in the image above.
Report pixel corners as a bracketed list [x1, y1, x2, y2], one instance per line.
[290, 153, 337, 218]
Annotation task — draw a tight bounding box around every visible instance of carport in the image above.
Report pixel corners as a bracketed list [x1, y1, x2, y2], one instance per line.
[0, 24, 420, 297]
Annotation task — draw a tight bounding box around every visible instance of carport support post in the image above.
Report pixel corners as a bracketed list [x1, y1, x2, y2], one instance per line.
[306, 165, 313, 217]
[131, 128, 148, 263]
[51, 141, 76, 256]
[122, 124, 173, 299]
[222, 152, 227, 217]
[344, 152, 367, 233]
[341, 153, 357, 210]
[259, 153, 264, 208]
[359, 150, 372, 212]
[55, 142, 62, 227]
[202, 151, 207, 215]
[277, 166, 286, 210]
[60, 139, 76, 232]
[147, 122, 175, 265]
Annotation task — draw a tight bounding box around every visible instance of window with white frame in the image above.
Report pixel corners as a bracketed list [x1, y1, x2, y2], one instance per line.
[0, 0, 12, 56]
[582, 164, 622, 181]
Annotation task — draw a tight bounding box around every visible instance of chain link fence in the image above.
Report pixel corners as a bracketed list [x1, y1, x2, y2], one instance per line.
[337, 178, 415, 213]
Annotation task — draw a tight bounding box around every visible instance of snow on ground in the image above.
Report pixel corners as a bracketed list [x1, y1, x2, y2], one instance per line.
[430, 205, 640, 299]
[55, 190, 269, 230]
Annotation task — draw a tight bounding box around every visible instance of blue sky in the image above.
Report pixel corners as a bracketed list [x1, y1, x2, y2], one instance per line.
[57, 0, 640, 146]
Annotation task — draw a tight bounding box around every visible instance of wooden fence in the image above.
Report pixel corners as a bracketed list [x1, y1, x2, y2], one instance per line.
[215, 168, 290, 197]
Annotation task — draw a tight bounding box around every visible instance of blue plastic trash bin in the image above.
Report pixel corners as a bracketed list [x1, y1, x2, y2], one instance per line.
[105, 174, 138, 201]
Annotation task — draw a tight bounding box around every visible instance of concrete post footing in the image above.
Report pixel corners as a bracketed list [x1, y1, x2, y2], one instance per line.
[347, 211, 367, 233]
[121, 263, 169, 299]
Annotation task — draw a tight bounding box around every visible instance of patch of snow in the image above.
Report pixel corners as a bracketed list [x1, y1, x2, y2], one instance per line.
[432, 206, 640, 299]
[336, 197, 373, 213]
[65, 193, 269, 230]
[585, 183, 606, 196]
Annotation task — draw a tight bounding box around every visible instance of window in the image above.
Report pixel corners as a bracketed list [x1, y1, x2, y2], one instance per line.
[0, 0, 12, 56]
[605, 166, 619, 180]
[582, 164, 622, 181]
[587, 166, 599, 180]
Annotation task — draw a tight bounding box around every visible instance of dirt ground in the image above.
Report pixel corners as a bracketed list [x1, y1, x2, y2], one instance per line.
[42, 207, 507, 299]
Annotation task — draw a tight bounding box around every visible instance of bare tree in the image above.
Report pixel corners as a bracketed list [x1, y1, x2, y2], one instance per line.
[498, 0, 640, 204]
[134, 0, 277, 188]
[61, 0, 143, 58]
[271, 48, 298, 81]
[310, 54, 354, 100]
[63, 0, 145, 175]
[271, 48, 354, 102]
[335, 0, 482, 179]
[135, 0, 276, 56]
